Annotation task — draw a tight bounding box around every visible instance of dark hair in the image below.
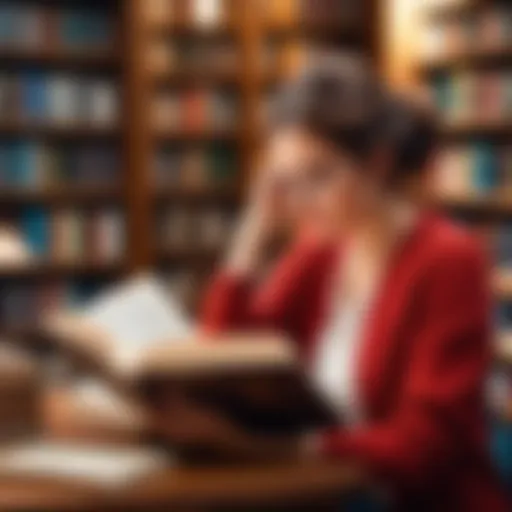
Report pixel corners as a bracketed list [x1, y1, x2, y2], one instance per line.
[270, 51, 438, 183]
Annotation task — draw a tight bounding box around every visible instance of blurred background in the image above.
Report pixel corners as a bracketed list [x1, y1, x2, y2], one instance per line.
[0, 0, 511, 495]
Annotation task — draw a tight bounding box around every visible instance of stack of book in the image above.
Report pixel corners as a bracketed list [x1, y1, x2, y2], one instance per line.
[14, 207, 125, 263]
[0, 72, 119, 128]
[0, 142, 120, 189]
[153, 88, 238, 133]
[0, 4, 115, 52]
[435, 143, 512, 198]
[432, 72, 512, 125]
[158, 207, 233, 251]
[154, 144, 236, 189]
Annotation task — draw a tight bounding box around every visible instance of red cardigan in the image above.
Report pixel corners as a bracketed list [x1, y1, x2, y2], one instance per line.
[201, 213, 508, 511]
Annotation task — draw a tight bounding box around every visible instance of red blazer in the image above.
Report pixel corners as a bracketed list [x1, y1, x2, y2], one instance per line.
[201, 213, 508, 511]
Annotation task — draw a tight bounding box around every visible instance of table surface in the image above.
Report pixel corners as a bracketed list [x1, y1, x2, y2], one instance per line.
[0, 386, 364, 511]
[0, 461, 363, 512]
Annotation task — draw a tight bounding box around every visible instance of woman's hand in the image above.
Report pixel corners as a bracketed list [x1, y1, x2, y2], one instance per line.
[224, 164, 285, 276]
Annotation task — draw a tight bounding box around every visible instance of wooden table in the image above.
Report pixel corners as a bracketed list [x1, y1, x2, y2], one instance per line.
[0, 386, 366, 511]
[0, 460, 364, 511]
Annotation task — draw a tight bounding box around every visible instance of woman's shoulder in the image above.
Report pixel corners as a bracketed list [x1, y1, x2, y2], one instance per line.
[416, 214, 488, 280]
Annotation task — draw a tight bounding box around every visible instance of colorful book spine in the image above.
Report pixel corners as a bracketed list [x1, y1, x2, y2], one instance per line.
[20, 207, 49, 256]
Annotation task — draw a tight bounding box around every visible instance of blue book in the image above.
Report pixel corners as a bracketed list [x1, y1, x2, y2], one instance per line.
[0, 5, 16, 46]
[0, 143, 7, 185]
[21, 207, 50, 256]
[21, 71, 47, 121]
[83, 11, 110, 46]
[473, 143, 499, 192]
[432, 76, 452, 112]
[10, 142, 40, 187]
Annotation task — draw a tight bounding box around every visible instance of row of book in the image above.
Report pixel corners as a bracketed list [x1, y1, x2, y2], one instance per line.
[158, 207, 233, 250]
[153, 89, 238, 132]
[262, 0, 362, 26]
[0, 4, 116, 51]
[436, 144, 512, 197]
[0, 142, 120, 188]
[421, 4, 512, 61]
[0, 279, 109, 329]
[146, 0, 233, 28]
[433, 72, 512, 124]
[0, 73, 119, 127]
[9, 207, 124, 263]
[154, 145, 236, 188]
[150, 39, 239, 76]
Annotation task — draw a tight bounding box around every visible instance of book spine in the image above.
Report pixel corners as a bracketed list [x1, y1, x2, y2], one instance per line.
[21, 207, 50, 256]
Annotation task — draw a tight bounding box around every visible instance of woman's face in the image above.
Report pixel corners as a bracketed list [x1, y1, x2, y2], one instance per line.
[264, 126, 378, 239]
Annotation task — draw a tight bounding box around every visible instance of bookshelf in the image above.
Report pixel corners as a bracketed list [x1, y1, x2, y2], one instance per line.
[0, 0, 127, 333]
[0, 0, 378, 330]
[419, 0, 512, 419]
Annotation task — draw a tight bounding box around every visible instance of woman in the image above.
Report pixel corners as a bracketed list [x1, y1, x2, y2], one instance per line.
[156, 54, 508, 511]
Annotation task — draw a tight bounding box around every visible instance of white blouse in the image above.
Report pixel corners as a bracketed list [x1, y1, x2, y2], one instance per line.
[311, 291, 373, 427]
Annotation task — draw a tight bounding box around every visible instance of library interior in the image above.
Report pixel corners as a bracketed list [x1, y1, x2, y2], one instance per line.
[0, 0, 511, 510]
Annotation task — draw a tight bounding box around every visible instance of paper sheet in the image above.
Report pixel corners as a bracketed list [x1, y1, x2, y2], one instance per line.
[0, 441, 170, 487]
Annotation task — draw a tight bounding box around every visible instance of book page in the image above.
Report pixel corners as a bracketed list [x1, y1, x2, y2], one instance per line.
[0, 442, 171, 487]
[82, 275, 193, 356]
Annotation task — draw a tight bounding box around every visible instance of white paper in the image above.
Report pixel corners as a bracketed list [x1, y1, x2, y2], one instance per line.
[0, 442, 170, 487]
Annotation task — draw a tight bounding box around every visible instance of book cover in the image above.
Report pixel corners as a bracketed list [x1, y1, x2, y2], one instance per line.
[473, 143, 499, 193]
[21, 71, 47, 121]
[20, 206, 50, 256]
[47, 74, 79, 125]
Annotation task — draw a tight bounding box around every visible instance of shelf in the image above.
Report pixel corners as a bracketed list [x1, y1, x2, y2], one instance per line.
[154, 186, 240, 204]
[0, 48, 120, 70]
[0, 187, 123, 205]
[154, 128, 239, 143]
[0, 261, 126, 279]
[157, 246, 221, 265]
[0, 122, 121, 139]
[420, 47, 512, 75]
[435, 194, 512, 217]
[441, 120, 512, 138]
[154, 69, 241, 87]
[152, 22, 237, 39]
[426, 0, 479, 21]
[266, 21, 364, 44]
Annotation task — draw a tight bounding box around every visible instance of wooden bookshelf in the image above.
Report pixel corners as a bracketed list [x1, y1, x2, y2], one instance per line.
[421, 0, 512, 419]
[0, 0, 128, 329]
[0, 0, 378, 328]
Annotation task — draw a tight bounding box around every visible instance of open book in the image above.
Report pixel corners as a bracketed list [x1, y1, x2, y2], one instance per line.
[42, 275, 337, 433]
